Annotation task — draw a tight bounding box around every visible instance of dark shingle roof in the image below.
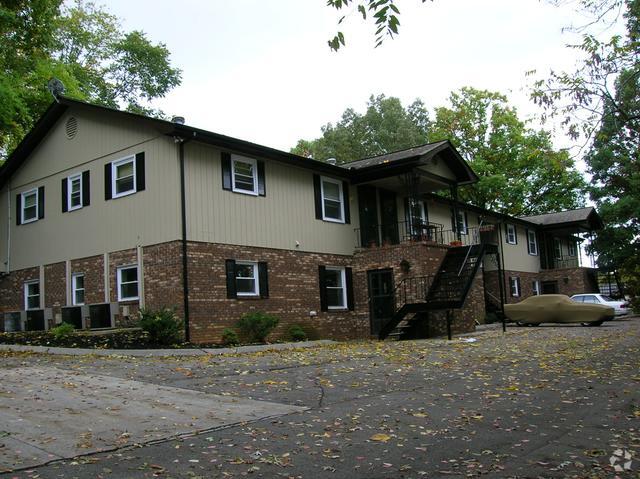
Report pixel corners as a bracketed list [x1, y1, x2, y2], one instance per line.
[520, 207, 602, 229]
[341, 141, 449, 170]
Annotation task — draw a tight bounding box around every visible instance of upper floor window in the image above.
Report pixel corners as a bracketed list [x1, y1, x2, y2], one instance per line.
[506, 224, 517, 244]
[568, 241, 577, 256]
[72, 273, 85, 305]
[221, 153, 266, 196]
[456, 210, 468, 235]
[527, 229, 538, 255]
[313, 174, 350, 224]
[24, 280, 40, 310]
[554, 238, 562, 259]
[105, 153, 145, 201]
[21, 189, 39, 224]
[62, 171, 90, 212]
[117, 265, 139, 301]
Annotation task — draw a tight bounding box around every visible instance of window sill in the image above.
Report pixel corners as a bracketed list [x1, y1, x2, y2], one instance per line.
[327, 307, 348, 312]
[21, 218, 39, 225]
[113, 189, 137, 200]
[321, 217, 345, 224]
[118, 297, 139, 303]
[231, 188, 258, 196]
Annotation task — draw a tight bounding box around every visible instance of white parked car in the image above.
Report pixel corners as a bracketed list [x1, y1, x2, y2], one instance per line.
[571, 293, 630, 316]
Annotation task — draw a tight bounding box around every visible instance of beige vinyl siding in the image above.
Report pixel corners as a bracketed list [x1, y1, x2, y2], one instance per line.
[0, 110, 181, 271]
[501, 225, 540, 273]
[184, 142, 358, 256]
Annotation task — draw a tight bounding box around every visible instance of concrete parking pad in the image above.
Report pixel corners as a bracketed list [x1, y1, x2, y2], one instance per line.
[0, 367, 306, 471]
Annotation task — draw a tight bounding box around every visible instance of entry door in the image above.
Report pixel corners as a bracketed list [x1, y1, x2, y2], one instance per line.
[368, 269, 395, 335]
[542, 281, 558, 294]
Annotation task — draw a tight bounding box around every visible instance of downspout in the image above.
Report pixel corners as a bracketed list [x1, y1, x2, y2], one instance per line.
[177, 137, 191, 342]
[6, 184, 11, 274]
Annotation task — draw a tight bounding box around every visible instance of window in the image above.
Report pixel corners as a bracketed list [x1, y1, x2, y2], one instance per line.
[554, 238, 562, 259]
[568, 241, 577, 257]
[117, 265, 139, 301]
[321, 177, 344, 223]
[21, 189, 39, 224]
[68, 174, 83, 211]
[456, 210, 468, 235]
[509, 277, 520, 297]
[406, 198, 428, 238]
[572, 295, 584, 302]
[72, 273, 85, 305]
[582, 295, 597, 304]
[325, 267, 347, 309]
[231, 156, 258, 195]
[112, 156, 136, 198]
[527, 230, 538, 255]
[24, 281, 40, 310]
[506, 224, 517, 244]
[532, 280, 540, 296]
[235, 262, 259, 296]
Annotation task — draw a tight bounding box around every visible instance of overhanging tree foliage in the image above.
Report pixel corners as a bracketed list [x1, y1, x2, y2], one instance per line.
[0, 0, 182, 159]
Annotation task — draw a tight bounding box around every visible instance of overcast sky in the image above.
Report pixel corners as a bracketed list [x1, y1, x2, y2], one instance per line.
[103, 0, 589, 153]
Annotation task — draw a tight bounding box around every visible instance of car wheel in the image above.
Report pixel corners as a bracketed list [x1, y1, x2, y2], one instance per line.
[582, 320, 604, 327]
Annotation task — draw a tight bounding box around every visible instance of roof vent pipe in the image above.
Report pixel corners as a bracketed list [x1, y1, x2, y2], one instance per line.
[172, 116, 185, 125]
[326, 158, 337, 165]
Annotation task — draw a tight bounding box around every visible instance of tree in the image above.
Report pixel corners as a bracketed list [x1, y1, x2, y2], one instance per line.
[0, 0, 182, 159]
[291, 94, 430, 163]
[327, 0, 432, 50]
[430, 87, 586, 216]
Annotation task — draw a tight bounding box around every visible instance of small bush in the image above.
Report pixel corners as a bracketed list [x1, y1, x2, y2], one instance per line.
[288, 324, 307, 342]
[51, 322, 75, 339]
[221, 328, 240, 346]
[236, 311, 279, 343]
[138, 308, 183, 345]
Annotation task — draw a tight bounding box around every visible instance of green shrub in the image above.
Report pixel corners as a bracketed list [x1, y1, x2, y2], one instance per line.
[138, 308, 183, 345]
[288, 324, 307, 342]
[51, 322, 75, 339]
[236, 311, 279, 343]
[221, 328, 240, 346]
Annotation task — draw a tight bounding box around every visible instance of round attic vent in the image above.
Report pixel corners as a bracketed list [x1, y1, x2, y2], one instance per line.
[65, 116, 78, 139]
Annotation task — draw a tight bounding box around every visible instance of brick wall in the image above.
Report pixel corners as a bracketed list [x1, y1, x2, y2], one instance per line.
[0, 266, 39, 313]
[186, 241, 363, 343]
[540, 268, 598, 296]
[44, 262, 66, 309]
[70, 254, 105, 305]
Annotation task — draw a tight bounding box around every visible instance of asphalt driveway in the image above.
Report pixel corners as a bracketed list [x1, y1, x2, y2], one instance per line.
[0, 319, 638, 478]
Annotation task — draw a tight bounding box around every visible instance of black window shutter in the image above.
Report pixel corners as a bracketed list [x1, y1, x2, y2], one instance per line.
[525, 229, 530, 253]
[104, 163, 112, 200]
[82, 170, 90, 206]
[318, 265, 327, 311]
[463, 212, 468, 233]
[403, 197, 410, 225]
[509, 277, 515, 296]
[221, 153, 232, 190]
[135, 152, 145, 192]
[37, 186, 45, 219]
[450, 208, 456, 232]
[225, 259, 237, 299]
[342, 181, 350, 224]
[345, 267, 354, 311]
[514, 225, 518, 244]
[505, 223, 509, 238]
[257, 161, 266, 196]
[61, 178, 68, 213]
[516, 277, 521, 296]
[15, 194, 21, 225]
[313, 174, 322, 219]
[258, 262, 269, 298]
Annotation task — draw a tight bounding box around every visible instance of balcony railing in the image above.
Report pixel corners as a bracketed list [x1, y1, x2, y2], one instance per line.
[355, 222, 498, 249]
[542, 257, 581, 270]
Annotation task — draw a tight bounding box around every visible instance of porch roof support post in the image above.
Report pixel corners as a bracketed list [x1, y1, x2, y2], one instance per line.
[450, 185, 460, 241]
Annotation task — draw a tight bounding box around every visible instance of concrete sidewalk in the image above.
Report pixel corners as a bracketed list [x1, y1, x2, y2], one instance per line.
[0, 339, 335, 357]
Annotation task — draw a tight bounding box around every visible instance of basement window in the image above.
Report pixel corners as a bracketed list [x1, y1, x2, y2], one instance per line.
[24, 280, 40, 310]
[117, 265, 139, 301]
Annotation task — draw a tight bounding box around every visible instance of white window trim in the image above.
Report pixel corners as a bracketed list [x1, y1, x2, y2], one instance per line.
[532, 280, 540, 296]
[456, 210, 468, 235]
[554, 238, 562, 259]
[72, 273, 85, 306]
[67, 173, 83, 211]
[506, 224, 517, 245]
[568, 241, 577, 257]
[235, 261, 259, 296]
[320, 176, 345, 223]
[407, 198, 428, 236]
[24, 280, 40, 310]
[117, 265, 139, 301]
[21, 188, 39, 224]
[510, 277, 520, 297]
[111, 156, 137, 199]
[527, 230, 538, 256]
[231, 155, 258, 196]
[326, 266, 347, 310]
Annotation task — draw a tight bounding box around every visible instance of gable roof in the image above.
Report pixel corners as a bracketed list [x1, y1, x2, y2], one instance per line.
[342, 140, 478, 185]
[520, 207, 603, 230]
[0, 98, 479, 189]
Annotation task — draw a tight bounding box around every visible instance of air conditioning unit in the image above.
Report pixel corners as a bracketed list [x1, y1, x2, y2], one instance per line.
[87, 302, 118, 329]
[3, 312, 22, 332]
[61, 306, 85, 329]
[25, 309, 46, 331]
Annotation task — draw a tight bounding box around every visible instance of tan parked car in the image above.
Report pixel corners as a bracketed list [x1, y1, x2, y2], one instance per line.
[505, 294, 615, 327]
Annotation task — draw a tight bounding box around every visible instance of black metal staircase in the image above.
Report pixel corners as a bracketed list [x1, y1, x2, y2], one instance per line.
[378, 244, 487, 340]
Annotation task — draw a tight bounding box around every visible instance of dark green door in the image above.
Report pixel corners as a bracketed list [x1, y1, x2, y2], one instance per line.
[379, 189, 399, 244]
[368, 269, 395, 335]
[358, 185, 379, 247]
